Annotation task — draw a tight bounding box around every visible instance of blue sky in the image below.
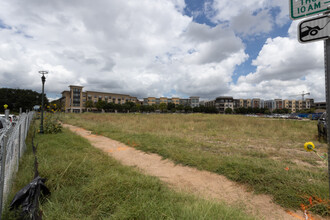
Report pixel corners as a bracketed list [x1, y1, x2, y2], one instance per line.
[0, 0, 326, 101]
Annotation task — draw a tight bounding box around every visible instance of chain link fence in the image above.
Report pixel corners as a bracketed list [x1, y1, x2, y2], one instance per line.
[0, 112, 34, 216]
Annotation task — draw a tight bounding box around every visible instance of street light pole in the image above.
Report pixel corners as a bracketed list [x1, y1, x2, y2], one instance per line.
[39, 71, 48, 134]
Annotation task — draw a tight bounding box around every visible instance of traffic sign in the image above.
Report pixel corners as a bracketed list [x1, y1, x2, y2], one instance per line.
[290, 0, 330, 20]
[298, 15, 330, 43]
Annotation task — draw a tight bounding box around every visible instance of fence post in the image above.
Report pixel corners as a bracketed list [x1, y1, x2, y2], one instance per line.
[4, 110, 9, 121]
[17, 124, 21, 172]
[0, 134, 8, 218]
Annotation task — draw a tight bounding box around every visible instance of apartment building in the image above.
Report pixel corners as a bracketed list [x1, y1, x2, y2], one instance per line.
[235, 99, 252, 108]
[61, 85, 138, 113]
[252, 98, 265, 108]
[143, 96, 199, 108]
[205, 96, 315, 114]
[279, 99, 314, 113]
[190, 96, 200, 108]
[205, 96, 234, 113]
[264, 100, 276, 112]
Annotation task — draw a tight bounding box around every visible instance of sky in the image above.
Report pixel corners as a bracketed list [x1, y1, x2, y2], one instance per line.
[0, 0, 326, 102]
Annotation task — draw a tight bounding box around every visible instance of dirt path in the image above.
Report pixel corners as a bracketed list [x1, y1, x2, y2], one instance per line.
[63, 124, 322, 220]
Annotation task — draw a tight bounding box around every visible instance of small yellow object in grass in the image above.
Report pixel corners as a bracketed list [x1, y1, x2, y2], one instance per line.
[304, 142, 315, 152]
[4, 104, 8, 109]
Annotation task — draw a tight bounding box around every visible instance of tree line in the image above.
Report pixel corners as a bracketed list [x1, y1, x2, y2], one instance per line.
[0, 88, 48, 113]
[86, 100, 219, 113]
[88, 100, 315, 114]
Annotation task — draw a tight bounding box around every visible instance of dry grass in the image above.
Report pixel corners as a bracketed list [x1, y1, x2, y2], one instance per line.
[62, 113, 326, 167]
[60, 113, 329, 215]
[3, 120, 255, 220]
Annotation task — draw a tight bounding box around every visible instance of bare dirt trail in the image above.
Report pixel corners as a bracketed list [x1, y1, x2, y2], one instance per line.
[63, 124, 323, 220]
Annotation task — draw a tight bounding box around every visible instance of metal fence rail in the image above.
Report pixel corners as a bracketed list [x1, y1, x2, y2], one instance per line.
[0, 112, 34, 217]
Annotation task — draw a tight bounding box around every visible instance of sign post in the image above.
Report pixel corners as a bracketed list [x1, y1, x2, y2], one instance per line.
[291, 0, 330, 199]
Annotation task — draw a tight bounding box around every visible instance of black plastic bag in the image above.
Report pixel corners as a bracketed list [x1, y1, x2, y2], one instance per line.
[9, 176, 50, 220]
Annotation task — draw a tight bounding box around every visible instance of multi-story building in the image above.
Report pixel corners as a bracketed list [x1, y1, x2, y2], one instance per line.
[275, 99, 283, 110]
[305, 98, 314, 109]
[263, 98, 314, 113]
[233, 99, 240, 109]
[251, 98, 262, 108]
[264, 100, 276, 111]
[205, 96, 234, 113]
[315, 102, 326, 109]
[189, 96, 200, 108]
[172, 97, 180, 106]
[143, 96, 199, 108]
[179, 99, 189, 106]
[61, 86, 317, 114]
[61, 85, 138, 113]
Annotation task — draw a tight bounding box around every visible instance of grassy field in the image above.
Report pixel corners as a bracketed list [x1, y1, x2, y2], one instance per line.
[2, 121, 254, 219]
[60, 113, 330, 216]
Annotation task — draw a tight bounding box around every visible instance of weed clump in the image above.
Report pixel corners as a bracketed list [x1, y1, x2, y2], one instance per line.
[44, 114, 62, 134]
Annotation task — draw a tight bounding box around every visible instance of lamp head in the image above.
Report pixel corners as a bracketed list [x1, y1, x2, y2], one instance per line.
[39, 70, 48, 76]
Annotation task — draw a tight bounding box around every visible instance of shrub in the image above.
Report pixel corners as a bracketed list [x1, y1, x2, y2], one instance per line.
[44, 115, 62, 134]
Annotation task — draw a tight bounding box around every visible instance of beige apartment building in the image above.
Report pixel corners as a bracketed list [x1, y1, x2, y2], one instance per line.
[143, 96, 199, 107]
[205, 96, 234, 113]
[278, 98, 314, 113]
[237, 99, 252, 108]
[206, 96, 315, 114]
[61, 85, 138, 113]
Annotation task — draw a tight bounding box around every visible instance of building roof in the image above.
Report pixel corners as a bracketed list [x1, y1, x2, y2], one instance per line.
[86, 90, 131, 96]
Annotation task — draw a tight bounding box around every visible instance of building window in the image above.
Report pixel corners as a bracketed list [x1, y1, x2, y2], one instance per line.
[72, 88, 81, 107]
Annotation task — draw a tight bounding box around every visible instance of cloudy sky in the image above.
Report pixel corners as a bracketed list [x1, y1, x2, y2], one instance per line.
[0, 0, 326, 101]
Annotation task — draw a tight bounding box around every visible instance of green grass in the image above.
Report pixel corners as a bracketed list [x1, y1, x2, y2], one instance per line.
[2, 121, 255, 219]
[59, 113, 330, 216]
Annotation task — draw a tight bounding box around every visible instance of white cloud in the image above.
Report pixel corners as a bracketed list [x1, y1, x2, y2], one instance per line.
[231, 22, 325, 101]
[0, 0, 248, 99]
[206, 0, 290, 35]
[1, 0, 323, 104]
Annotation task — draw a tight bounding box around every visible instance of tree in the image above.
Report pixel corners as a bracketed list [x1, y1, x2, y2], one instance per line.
[114, 104, 123, 112]
[167, 102, 176, 111]
[264, 109, 271, 115]
[0, 88, 48, 112]
[95, 100, 106, 111]
[104, 102, 115, 112]
[193, 106, 201, 113]
[85, 100, 94, 112]
[184, 106, 192, 113]
[225, 108, 233, 114]
[235, 107, 247, 114]
[122, 102, 136, 113]
[159, 103, 167, 113]
[204, 106, 218, 114]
